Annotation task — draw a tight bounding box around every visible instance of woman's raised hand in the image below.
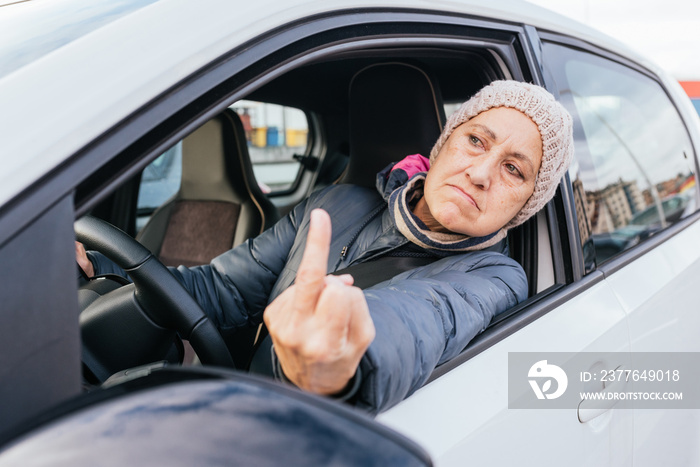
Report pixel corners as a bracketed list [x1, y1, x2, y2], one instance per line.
[263, 209, 376, 395]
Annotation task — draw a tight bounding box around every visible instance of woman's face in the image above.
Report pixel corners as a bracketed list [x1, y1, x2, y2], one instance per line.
[417, 107, 543, 237]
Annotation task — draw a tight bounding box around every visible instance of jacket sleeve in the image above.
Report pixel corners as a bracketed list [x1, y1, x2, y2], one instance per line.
[353, 251, 528, 414]
[89, 198, 308, 331]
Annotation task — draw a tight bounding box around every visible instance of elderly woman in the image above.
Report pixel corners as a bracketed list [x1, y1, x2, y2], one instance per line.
[79, 80, 573, 414]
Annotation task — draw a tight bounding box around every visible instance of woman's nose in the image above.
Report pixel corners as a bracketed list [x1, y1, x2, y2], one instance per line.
[465, 155, 497, 190]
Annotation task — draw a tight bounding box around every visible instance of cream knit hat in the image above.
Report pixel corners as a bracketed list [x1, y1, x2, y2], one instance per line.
[429, 80, 574, 230]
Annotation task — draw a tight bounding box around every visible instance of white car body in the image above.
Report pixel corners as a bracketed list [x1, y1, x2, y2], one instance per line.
[1, 0, 699, 465]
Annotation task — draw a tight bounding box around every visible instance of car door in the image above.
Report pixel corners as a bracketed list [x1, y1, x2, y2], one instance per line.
[540, 38, 700, 467]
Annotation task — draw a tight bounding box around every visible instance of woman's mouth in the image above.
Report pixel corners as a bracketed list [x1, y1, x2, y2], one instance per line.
[450, 185, 479, 210]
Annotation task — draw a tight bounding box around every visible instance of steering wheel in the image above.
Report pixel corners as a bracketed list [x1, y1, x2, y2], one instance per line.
[75, 216, 235, 382]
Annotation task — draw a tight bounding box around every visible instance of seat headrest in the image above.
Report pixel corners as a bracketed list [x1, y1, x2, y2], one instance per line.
[344, 62, 445, 188]
[180, 110, 262, 205]
[181, 111, 240, 202]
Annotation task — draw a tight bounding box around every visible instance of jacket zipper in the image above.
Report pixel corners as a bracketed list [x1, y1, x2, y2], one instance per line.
[338, 202, 387, 261]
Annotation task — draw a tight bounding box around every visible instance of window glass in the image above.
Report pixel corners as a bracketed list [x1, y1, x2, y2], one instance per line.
[543, 43, 697, 270]
[230, 101, 308, 193]
[136, 143, 182, 231]
[443, 102, 462, 120]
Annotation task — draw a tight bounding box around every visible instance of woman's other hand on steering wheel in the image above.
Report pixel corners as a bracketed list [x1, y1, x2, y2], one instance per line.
[75, 241, 95, 278]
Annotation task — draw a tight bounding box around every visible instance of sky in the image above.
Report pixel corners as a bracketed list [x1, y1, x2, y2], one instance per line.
[526, 0, 700, 80]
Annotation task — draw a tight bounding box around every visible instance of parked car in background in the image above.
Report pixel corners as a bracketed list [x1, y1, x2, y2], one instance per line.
[1, 0, 700, 465]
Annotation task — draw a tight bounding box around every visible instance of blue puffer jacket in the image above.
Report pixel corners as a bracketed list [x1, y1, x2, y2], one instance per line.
[91, 182, 527, 413]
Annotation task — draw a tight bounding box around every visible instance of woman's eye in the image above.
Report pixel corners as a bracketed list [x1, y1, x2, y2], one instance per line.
[469, 135, 482, 147]
[505, 163, 522, 177]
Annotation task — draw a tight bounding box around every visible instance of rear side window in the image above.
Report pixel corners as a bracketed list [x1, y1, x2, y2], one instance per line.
[230, 101, 309, 194]
[543, 43, 697, 270]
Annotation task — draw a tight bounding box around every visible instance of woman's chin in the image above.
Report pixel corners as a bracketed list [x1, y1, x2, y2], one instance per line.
[432, 208, 474, 235]
[434, 216, 470, 236]
[438, 217, 496, 237]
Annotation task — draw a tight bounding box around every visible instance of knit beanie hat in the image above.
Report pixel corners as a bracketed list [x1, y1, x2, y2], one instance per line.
[429, 80, 574, 230]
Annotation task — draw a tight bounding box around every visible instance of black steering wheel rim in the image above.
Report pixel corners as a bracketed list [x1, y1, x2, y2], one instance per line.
[75, 216, 235, 371]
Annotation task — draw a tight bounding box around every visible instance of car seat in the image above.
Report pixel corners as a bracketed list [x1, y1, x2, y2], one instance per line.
[137, 109, 279, 267]
[343, 62, 446, 188]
